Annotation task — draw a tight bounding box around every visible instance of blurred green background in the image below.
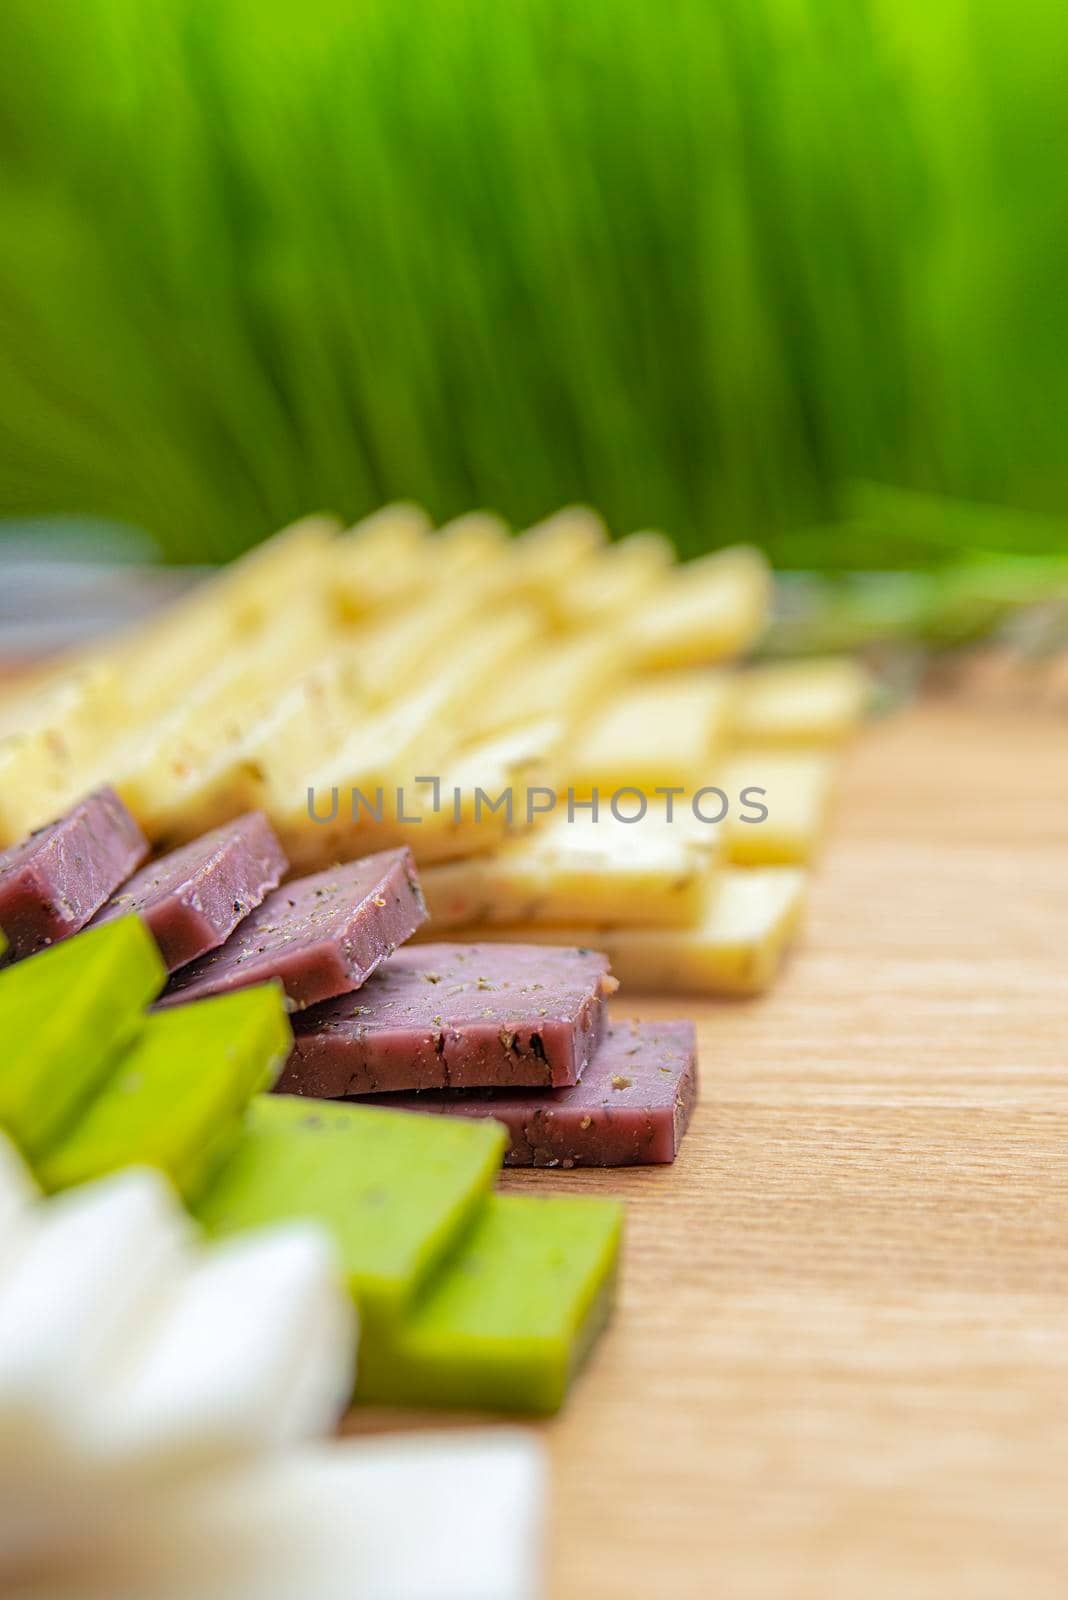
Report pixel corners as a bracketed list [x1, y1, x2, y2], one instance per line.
[0, 0, 1066, 604]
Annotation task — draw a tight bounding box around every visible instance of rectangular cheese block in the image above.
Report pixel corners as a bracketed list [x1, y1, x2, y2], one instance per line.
[0, 665, 125, 845]
[435, 867, 807, 997]
[0, 917, 165, 1159]
[626, 544, 771, 668]
[368, 1019, 698, 1167]
[354, 596, 541, 709]
[39, 985, 292, 1200]
[467, 633, 627, 742]
[553, 529, 674, 630]
[159, 848, 426, 1010]
[334, 503, 433, 618]
[91, 812, 288, 971]
[199, 513, 339, 634]
[109, 599, 338, 838]
[0, 787, 148, 962]
[564, 670, 734, 796]
[281, 943, 613, 1096]
[356, 1193, 622, 1413]
[419, 811, 720, 930]
[147, 651, 365, 847]
[406, 719, 565, 865]
[731, 658, 872, 745]
[509, 507, 608, 620]
[276, 614, 542, 870]
[100, 1431, 544, 1600]
[720, 749, 837, 865]
[195, 1095, 506, 1329]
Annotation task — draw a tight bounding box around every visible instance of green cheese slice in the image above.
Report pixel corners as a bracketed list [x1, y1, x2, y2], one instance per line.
[40, 983, 291, 1200]
[358, 1191, 623, 1414]
[195, 1095, 506, 1328]
[0, 916, 165, 1159]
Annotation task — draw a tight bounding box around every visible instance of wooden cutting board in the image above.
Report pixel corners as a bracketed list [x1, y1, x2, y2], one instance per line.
[352, 695, 1068, 1599]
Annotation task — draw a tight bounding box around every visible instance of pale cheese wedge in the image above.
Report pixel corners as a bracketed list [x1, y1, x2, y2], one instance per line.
[0, 1136, 39, 1283]
[87, 515, 340, 720]
[627, 544, 771, 668]
[146, 651, 363, 845]
[0, 664, 124, 843]
[467, 629, 628, 741]
[406, 718, 566, 863]
[67, 1432, 544, 1600]
[429, 866, 807, 996]
[354, 595, 542, 707]
[92, 1225, 356, 1470]
[207, 515, 339, 632]
[419, 809, 721, 929]
[565, 669, 734, 796]
[434, 510, 511, 571]
[0, 1170, 193, 1455]
[719, 748, 837, 865]
[333, 503, 433, 619]
[731, 658, 872, 746]
[553, 528, 674, 630]
[509, 506, 608, 620]
[102, 600, 340, 836]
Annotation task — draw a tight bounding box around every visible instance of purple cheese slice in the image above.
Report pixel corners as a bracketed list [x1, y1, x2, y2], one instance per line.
[158, 847, 426, 1010]
[279, 942, 613, 1096]
[364, 1019, 698, 1167]
[91, 811, 288, 972]
[0, 787, 148, 962]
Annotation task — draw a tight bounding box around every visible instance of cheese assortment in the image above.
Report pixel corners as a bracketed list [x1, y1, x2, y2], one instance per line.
[0, 908, 629, 1413]
[0, 505, 869, 994]
[432, 867, 809, 997]
[0, 502, 871, 1478]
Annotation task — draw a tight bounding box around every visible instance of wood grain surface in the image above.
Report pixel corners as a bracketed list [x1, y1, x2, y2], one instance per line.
[352, 697, 1068, 1599]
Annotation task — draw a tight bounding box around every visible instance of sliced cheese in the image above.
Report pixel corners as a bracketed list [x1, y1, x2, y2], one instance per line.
[419, 809, 721, 929]
[429, 866, 807, 996]
[720, 749, 837, 865]
[732, 657, 872, 745]
[565, 669, 734, 796]
[627, 544, 771, 668]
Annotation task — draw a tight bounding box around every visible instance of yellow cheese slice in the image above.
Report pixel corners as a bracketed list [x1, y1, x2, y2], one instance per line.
[731, 658, 871, 745]
[419, 866, 807, 996]
[553, 530, 674, 630]
[719, 749, 837, 865]
[333, 504, 433, 619]
[419, 809, 721, 929]
[627, 544, 771, 668]
[565, 669, 734, 796]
